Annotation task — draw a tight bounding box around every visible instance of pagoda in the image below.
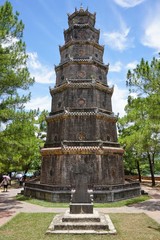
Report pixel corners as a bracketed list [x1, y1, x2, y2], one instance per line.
[24, 7, 140, 202]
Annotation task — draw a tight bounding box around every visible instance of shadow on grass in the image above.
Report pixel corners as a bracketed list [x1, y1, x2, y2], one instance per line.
[131, 199, 160, 211]
[148, 225, 160, 232]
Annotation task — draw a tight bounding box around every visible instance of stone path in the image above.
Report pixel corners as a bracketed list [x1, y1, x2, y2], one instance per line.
[0, 185, 160, 227]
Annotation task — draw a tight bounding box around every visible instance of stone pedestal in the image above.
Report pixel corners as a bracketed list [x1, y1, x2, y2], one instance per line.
[69, 168, 94, 214]
[70, 203, 93, 214]
[46, 210, 117, 235]
[46, 161, 117, 235]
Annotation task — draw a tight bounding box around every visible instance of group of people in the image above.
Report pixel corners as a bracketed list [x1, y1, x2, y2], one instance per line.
[0, 174, 26, 192]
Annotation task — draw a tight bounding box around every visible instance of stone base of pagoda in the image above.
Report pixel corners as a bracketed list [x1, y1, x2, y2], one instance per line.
[24, 181, 141, 203]
[24, 145, 140, 202]
[40, 146, 125, 186]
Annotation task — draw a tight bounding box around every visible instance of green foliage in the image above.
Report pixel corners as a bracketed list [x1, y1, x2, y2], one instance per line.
[0, 1, 34, 124]
[119, 54, 160, 185]
[0, 2, 48, 174]
[36, 109, 48, 142]
[0, 110, 48, 173]
[126, 55, 160, 123]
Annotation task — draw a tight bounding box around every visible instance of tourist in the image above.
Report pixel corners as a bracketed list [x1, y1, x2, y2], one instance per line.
[19, 176, 24, 186]
[0, 177, 9, 192]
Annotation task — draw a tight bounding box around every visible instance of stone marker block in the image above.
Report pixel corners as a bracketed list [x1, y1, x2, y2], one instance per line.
[70, 203, 93, 214]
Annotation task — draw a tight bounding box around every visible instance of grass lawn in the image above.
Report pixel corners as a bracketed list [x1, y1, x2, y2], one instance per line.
[16, 194, 150, 208]
[0, 213, 160, 240]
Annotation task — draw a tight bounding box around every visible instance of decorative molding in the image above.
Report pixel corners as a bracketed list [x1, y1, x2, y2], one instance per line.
[50, 81, 114, 95]
[40, 146, 124, 156]
[60, 40, 104, 52]
[64, 24, 100, 35]
[46, 111, 117, 123]
[55, 58, 108, 71]
[77, 70, 86, 78]
[77, 98, 86, 106]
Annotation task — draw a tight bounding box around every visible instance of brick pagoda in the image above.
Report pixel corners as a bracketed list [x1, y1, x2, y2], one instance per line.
[24, 7, 140, 202]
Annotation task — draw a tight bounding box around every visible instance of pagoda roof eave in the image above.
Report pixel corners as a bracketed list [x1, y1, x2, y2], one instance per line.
[50, 81, 114, 95]
[59, 40, 104, 52]
[64, 25, 100, 34]
[46, 111, 118, 123]
[55, 59, 109, 71]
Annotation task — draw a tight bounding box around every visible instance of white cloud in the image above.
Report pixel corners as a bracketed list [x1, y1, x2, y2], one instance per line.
[103, 27, 133, 51]
[27, 52, 41, 69]
[113, 0, 145, 8]
[111, 84, 128, 117]
[109, 61, 123, 72]
[27, 52, 56, 84]
[142, 4, 160, 52]
[25, 96, 51, 111]
[125, 60, 138, 70]
[102, 9, 134, 52]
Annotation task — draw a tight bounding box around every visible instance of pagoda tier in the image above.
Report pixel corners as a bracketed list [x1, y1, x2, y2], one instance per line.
[55, 62, 109, 86]
[59, 41, 104, 65]
[67, 7, 96, 27]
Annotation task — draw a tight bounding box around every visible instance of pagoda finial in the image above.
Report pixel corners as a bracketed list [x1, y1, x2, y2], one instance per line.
[80, 3, 84, 11]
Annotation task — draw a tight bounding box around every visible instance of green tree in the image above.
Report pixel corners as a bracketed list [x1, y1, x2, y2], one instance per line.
[0, 1, 34, 124]
[0, 1, 38, 174]
[0, 110, 48, 174]
[127, 55, 160, 123]
[119, 55, 160, 186]
[118, 112, 144, 182]
[36, 110, 48, 141]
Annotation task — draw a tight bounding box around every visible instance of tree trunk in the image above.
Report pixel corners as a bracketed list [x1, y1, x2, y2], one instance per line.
[148, 152, 155, 187]
[136, 160, 141, 182]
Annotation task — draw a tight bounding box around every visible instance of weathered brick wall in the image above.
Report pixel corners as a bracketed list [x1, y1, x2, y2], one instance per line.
[60, 43, 104, 63]
[51, 88, 112, 113]
[40, 154, 124, 186]
[56, 63, 108, 86]
[45, 116, 118, 147]
[64, 28, 99, 43]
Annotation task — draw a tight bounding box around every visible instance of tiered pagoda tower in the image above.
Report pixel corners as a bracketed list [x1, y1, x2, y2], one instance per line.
[24, 7, 140, 202]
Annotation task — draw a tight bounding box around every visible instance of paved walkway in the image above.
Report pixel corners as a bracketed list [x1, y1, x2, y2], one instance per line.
[0, 185, 160, 227]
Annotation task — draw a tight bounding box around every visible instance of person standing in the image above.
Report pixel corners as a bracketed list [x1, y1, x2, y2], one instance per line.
[0, 177, 9, 192]
[19, 176, 24, 187]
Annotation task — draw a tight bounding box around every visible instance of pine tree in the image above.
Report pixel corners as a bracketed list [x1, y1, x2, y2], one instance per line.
[119, 55, 160, 186]
[0, 1, 34, 124]
[0, 1, 36, 173]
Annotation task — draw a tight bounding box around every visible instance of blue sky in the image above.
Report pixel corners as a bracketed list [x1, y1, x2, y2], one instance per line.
[1, 0, 160, 117]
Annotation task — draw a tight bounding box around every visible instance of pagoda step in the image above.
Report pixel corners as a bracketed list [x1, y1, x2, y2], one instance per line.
[54, 223, 108, 231]
[47, 210, 117, 235]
